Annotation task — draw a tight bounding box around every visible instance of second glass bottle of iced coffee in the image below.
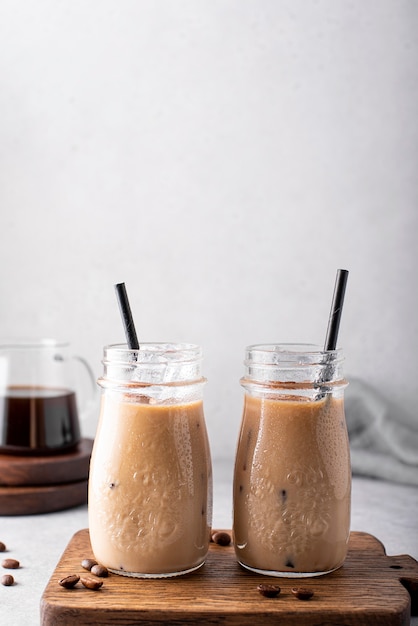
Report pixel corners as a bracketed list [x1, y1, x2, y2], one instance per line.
[88, 343, 212, 578]
[233, 344, 351, 577]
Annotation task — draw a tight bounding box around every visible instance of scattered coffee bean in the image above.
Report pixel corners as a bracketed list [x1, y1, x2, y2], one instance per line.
[1, 574, 14, 586]
[0, 542, 6, 552]
[2, 558, 19, 570]
[90, 564, 108, 577]
[211, 531, 231, 546]
[80, 576, 103, 590]
[81, 558, 98, 571]
[291, 587, 314, 600]
[59, 574, 80, 589]
[257, 584, 281, 598]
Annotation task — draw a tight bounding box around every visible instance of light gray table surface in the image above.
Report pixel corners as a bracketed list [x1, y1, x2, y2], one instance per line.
[1, 462, 417, 625]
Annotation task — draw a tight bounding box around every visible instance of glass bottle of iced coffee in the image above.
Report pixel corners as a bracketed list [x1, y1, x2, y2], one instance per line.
[88, 343, 212, 578]
[233, 344, 351, 577]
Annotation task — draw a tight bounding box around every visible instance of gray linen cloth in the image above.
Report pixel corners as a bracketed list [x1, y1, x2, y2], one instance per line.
[345, 378, 418, 486]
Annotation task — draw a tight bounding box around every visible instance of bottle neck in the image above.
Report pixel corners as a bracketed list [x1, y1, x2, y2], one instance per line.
[97, 343, 206, 403]
[241, 343, 347, 400]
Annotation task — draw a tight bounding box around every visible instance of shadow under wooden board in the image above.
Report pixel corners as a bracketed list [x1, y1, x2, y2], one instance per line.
[41, 530, 418, 626]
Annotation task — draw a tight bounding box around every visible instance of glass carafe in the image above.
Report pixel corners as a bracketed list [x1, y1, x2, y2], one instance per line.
[0, 339, 95, 455]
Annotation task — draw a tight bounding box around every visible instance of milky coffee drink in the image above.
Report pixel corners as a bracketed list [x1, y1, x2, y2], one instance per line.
[88, 343, 212, 578]
[233, 344, 351, 577]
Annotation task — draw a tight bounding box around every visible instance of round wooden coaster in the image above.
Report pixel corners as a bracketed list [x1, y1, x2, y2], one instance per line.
[0, 479, 88, 515]
[0, 438, 93, 486]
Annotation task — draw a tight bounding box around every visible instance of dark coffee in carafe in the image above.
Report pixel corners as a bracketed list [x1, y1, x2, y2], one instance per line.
[0, 386, 80, 454]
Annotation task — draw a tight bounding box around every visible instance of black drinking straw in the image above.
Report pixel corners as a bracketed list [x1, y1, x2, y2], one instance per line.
[114, 283, 140, 350]
[324, 269, 349, 351]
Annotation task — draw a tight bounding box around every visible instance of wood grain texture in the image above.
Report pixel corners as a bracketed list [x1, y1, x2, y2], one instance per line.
[40, 530, 418, 625]
[0, 438, 93, 486]
[0, 479, 88, 515]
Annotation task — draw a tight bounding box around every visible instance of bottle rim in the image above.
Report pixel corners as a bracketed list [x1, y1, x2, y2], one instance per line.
[102, 343, 202, 365]
[244, 343, 344, 367]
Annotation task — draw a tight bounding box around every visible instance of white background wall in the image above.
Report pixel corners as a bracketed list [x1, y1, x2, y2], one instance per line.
[0, 1, 417, 462]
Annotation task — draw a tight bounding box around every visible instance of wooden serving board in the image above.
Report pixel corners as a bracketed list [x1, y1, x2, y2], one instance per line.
[0, 438, 93, 486]
[41, 529, 418, 625]
[0, 479, 88, 515]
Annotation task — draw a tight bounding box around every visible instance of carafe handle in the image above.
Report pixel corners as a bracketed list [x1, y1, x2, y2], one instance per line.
[71, 355, 99, 436]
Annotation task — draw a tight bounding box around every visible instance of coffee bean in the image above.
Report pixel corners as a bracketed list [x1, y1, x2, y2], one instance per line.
[59, 574, 80, 589]
[80, 576, 103, 590]
[211, 531, 231, 546]
[2, 558, 19, 569]
[1, 574, 14, 586]
[81, 558, 98, 571]
[0, 542, 6, 552]
[291, 587, 314, 600]
[257, 584, 281, 598]
[90, 564, 108, 577]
